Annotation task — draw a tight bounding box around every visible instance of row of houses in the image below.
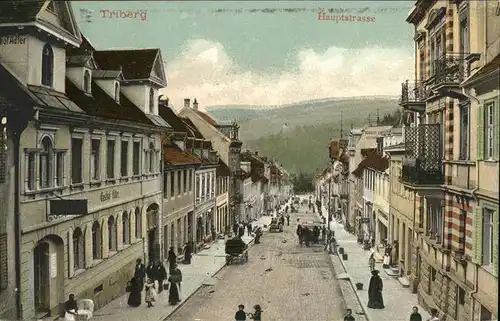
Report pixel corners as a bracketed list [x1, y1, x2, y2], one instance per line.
[316, 1, 498, 321]
[0, 1, 292, 320]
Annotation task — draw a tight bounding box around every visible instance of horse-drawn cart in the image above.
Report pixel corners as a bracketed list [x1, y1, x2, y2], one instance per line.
[269, 217, 283, 232]
[225, 237, 248, 265]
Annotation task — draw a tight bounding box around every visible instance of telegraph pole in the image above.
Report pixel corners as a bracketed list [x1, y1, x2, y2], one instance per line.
[340, 111, 344, 139]
[376, 109, 380, 125]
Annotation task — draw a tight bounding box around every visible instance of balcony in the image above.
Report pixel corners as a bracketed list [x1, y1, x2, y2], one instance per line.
[399, 80, 426, 113]
[432, 52, 480, 99]
[400, 124, 444, 188]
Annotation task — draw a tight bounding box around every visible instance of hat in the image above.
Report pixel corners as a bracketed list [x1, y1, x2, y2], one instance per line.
[371, 270, 379, 276]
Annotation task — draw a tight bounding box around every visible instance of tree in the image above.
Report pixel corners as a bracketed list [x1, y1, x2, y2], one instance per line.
[292, 171, 315, 193]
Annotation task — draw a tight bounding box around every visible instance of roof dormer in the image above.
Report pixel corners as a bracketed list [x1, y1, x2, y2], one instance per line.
[66, 53, 97, 94]
[92, 70, 125, 102]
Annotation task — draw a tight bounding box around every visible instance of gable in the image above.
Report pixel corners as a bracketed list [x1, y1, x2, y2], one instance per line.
[36, 1, 81, 45]
[150, 51, 167, 86]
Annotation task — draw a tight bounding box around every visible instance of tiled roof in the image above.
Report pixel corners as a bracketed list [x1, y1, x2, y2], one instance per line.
[0, 0, 45, 24]
[159, 104, 189, 133]
[93, 49, 159, 80]
[352, 153, 389, 178]
[67, 35, 95, 56]
[164, 145, 201, 166]
[0, 64, 36, 113]
[65, 78, 153, 124]
[195, 110, 217, 126]
[216, 159, 231, 177]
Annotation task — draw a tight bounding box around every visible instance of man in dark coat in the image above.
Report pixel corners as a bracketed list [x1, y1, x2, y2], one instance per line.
[183, 242, 192, 264]
[238, 224, 245, 238]
[296, 223, 303, 244]
[146, 261, 156, 283]
[233, 222, 239, 236]
[167, 247, 177, 272]
[409, 306, 422, 321]
[246, 222, 253, 236]
[156, 261, 167, 294]
[286, 214, 290, 226]
[367, 270, 385, 309]
[133, 258, 146, 289]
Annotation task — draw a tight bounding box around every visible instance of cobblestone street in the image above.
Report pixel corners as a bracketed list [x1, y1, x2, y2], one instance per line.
[167, 207, 347, 321]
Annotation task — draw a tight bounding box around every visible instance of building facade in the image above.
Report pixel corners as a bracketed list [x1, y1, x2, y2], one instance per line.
[215, 159, 230, 233]
[401, 1, 499, 320]
[0, 2, 171, 318]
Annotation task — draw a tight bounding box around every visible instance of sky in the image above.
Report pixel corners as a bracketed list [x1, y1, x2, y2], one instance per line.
[72, 1, 415, 109]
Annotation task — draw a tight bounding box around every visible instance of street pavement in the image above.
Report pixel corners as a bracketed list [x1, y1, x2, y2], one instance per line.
[320, 205, 432, 321]
[167, 203, 348, 321]
[92, 216, 271, 321]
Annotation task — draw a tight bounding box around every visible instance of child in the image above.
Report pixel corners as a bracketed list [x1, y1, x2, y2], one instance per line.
[344, 308, 355, 321]
[144, 279, 156, 307]
[369, 253, 376, 271]
[235, 304, 247, 321]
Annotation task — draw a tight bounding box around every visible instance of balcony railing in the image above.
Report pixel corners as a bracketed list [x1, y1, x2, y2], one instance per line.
[433, 53, 472, 87]
[401, 124, 443, 185]
[400, 80, 427, 105]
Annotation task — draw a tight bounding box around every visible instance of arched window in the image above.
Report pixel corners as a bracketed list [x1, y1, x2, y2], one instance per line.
[83, 70, 91, 93]
[73, 227, 85, 270]
[108, 216, 116, 251]
[41, 44, 54, 86]
[134, 207, 141, 239]
[114, 82, 120, 103]
[122, 211, 130, 245]
[149, 87, 155, 113]
[92, 222, 101, 260]
[39, 137, 53, 188]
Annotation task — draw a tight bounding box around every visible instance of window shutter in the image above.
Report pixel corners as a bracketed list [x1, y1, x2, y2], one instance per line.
[494, 97, 500, 160]
[472, 207, 483, 264]
[493, 210, 499, 276]
[0, 233, 7, 289]
[477, 104, 484, 161]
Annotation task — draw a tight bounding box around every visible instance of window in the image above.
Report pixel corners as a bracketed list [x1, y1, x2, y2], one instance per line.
[149, 142, 155, 173]
[426, 199, 443, 242]
[480, 305, 493, 321]
[459, 103, 470, 160]
[108, 216, 116, 252]
[484, 102, 496, 160]
[91, 139, 100, 181]
[92, 222, 101, 260]
[122, 212, 130, 245]
[0, 122, 5, 184]
[134, 207, 141, 239]
[183, 170, 187, 193]
[483, 208, 494, 266]
[201, 175, 206, 199]
[170, 172, 175, 197]
[41, 44, 54, 87]
[188, 170, 192, 191]
[114, 82, 120, 103]
[149, 87, 154, 113]
[121, 140, 128, 177]
[132, 141, 140, 176]
[177, 171, 181, 195]
[73, 227, 85, 270]
[106, 140, 115, 179]
[419, 52, 425, 80]
[71, 138, 83, 184]
[457, 286, 465, 306]
[83, 70, 91, 93]
[27, 153, 35, 190]
[39, 137, 53, 188]
[459, 13, 469, 54]
[56, 151, 64, 186]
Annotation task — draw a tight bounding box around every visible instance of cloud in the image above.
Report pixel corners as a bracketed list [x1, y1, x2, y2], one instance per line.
[162, 39, 413, 109]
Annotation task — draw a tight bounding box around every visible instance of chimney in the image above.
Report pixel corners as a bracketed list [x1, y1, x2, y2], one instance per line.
[184, 98, 190, 108]
[193, 98, 199, 110]
[255, 151, 258, 156]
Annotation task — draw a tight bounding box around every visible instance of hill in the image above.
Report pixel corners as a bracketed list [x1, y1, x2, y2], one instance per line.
[206, 97, 400, 174]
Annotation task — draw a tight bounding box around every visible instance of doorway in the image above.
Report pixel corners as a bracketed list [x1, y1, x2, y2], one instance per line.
[146, 204, 159, 263]
[147, 229, 156, 263]
[34, 242, 50, 312]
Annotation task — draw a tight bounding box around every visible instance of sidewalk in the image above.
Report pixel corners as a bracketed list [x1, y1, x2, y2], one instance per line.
[92, 216, 271, 321]
[329, 219, 431, 321]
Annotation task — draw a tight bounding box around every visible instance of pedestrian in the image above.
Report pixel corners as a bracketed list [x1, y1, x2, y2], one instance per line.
[329, 234, 337, 254]
[410, 306, 423, 321]
[238, 223, 245, 238]
[427, 308, 440, 321]
[233, 222, 239, 236]
[248, 304, 262, 320]
[167, 247, 177, 272]
[235, 304, 247, 321]
[168, 264, 182, 305]
[369, 252, 376, 271]
[127, 277, 142, 307]
[367, 270, 385, 309]
[144, 279, 156, 307]
[64, 294, 78, 321]
[133, 258, 146, 290]
[296, 223, 303, 245]
[146, 261, 156, 283]
[343, 308, 355, 321]
[286, 214, 290, 226]
[156, 261, 167, 294]
[183, 242, 192, 264]
[247, 222, 253, 236]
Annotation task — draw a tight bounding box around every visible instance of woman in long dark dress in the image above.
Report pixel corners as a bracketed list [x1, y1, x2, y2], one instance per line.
[367, 270, 385, 309]
[127, 277, 142, 307]
[168, 276, 180, 305]
[183, 243, 192, 264]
